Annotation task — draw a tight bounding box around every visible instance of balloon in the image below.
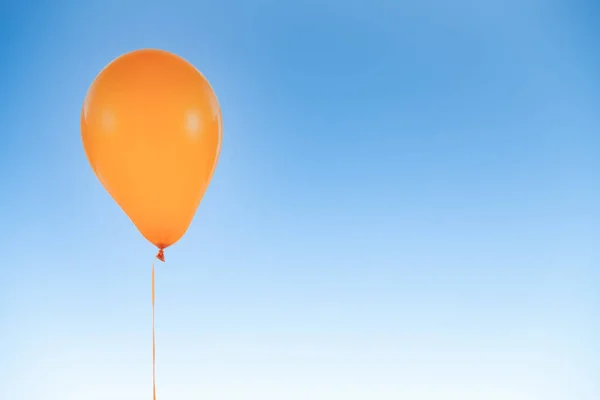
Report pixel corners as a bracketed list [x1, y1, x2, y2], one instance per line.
[81, 49, 222, 258]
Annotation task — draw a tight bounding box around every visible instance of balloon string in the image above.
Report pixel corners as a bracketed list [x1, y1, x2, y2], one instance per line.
[152, 261, 156, 400]
[152, 250, 164, 399]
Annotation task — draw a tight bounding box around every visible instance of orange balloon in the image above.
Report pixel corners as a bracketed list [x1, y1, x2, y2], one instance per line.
[81, 49, 222, 257]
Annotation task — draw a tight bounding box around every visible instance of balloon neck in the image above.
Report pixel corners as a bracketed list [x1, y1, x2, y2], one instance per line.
[156, 249, 165, 262]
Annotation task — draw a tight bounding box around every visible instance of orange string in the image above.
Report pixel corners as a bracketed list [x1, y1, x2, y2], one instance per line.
[152, 262, 156, 400]
[152, 249, 164, 399]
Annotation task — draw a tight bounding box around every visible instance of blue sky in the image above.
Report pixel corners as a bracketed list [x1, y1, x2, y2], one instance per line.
[1, 1, 599, 399]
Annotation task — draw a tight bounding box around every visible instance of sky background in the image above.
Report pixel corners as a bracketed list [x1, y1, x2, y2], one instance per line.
[1, 0, 599, 399]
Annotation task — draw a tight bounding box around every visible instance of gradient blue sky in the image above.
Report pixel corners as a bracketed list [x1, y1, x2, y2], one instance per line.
[1, 1, 599, 399]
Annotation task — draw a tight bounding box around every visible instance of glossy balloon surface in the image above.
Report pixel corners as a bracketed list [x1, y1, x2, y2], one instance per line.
[81, 49, 222, 249]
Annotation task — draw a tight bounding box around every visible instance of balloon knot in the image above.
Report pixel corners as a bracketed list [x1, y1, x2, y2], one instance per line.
[156, 249, 165, 262]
